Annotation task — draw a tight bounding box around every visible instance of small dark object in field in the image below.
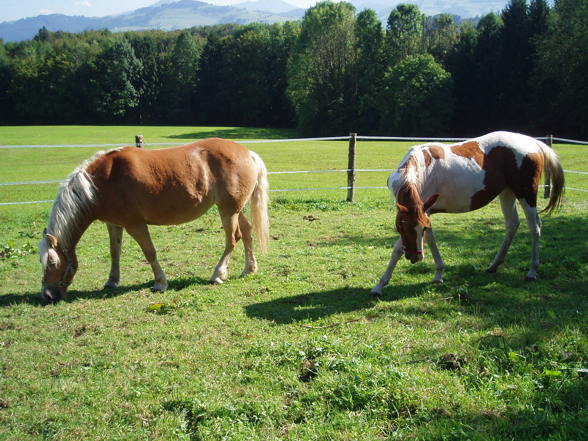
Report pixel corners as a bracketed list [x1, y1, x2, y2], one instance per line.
[438, 353, 467, 371]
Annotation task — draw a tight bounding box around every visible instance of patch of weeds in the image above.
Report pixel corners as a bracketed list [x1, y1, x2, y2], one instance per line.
[0, 241, 36, 260]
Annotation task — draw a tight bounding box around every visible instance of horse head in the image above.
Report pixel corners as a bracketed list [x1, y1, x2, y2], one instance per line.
[395, 194, 439, 263]
[39, 229, 77, 303]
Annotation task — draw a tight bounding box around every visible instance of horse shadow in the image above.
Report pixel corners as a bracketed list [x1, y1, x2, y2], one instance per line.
[0, 275, 210, 307]
[244, 282, 432, 325]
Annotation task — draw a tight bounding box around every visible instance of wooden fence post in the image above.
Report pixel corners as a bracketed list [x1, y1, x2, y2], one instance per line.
[543, 134, 552, 198]
[135, 135, 144, 148]
[346, 133, 357, 202]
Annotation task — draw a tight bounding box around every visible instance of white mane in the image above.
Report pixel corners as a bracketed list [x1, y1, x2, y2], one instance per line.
[40, 152, 103, 269]
[390, 145, 429, 197]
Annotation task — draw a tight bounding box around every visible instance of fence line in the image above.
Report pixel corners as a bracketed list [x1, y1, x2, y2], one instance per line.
[1, 134, 587, 206]
[4, 168, 588, 188]
[2, 134, 588, 149]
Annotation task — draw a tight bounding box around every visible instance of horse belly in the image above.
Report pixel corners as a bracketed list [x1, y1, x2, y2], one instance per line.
[142, 191, 214, 226]
[430, 166, 486, 213]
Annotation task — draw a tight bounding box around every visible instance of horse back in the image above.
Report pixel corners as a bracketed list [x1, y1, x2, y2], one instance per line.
[421, 132, 545, 212]
[86, 138, 257, 226]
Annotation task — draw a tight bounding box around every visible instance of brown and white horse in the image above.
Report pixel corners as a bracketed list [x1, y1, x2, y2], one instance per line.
[39, 138, 270, 303]
[371, 131, 564, 296]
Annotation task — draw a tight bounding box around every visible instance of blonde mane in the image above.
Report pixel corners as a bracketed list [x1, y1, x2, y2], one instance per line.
[40, 152, 103, 270]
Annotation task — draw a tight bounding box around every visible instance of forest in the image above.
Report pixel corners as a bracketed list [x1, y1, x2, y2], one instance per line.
[0, 0, 586, 138]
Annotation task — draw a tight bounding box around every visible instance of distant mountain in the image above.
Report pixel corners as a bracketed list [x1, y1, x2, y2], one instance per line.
[235, 0, 301, 15]
[0, 0, 509, 43]
[0, 0, 305, 42]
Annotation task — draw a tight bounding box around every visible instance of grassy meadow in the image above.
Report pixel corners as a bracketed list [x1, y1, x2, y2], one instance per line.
[0, 126, 587, 440]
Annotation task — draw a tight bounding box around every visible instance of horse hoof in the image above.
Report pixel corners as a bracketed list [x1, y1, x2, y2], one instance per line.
[104, 280, 119, 289]
[486, 267, 497, 274]
[432, 278, 443, 284]
[525, 275, 537, 282]
[152, 282, 168, 292]
[369, 290, 382, 298]
[210, 278, 224, 285]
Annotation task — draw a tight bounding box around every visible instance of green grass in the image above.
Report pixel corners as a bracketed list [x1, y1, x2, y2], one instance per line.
[1, 126, 587, 440]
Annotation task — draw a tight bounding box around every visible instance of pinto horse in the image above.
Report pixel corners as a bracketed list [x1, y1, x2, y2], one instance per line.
[371, 131, 564, 296]
[39, 138, 270, 303]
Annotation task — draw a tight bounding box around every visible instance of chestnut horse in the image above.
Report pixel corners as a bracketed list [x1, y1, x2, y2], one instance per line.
[371, 131, 564, 296]
[39, 138, 270, 303]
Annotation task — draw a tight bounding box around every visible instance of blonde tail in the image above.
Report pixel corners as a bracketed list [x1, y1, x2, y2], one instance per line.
[537, 140, 565, 215]
[250, 151, 270, 252]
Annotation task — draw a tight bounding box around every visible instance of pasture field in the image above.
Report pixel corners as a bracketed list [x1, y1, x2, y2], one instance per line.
[1, 126, 587, 441]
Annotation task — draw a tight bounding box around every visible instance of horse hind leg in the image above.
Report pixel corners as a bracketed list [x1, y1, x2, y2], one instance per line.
[105, 223, 123, 289]
[519, 199, 541, 281]
[125, 224, 168, 291]
[239, 212, 258, 277]
[487, 190, 520, 274]
[210, 213, 240, 284]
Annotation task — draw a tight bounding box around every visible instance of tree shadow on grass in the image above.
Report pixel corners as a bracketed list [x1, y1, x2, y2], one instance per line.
[164, 127, 297, 141]
[0, 275, 210, 307]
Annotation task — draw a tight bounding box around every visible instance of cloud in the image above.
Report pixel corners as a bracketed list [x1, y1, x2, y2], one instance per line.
[38, 9, 56, 15]
[75, 0, 92, 7]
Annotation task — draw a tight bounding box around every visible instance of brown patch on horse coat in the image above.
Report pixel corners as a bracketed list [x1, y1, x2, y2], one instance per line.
[422, 149, 432, 167]
[428, 145, 445, 160]
[470, 147, 544, 210]
[451, 141, 483, 167]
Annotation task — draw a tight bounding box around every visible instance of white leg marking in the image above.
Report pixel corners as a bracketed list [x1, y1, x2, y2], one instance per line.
[426, 229, 445, 283]
[371, 239, 403, 296]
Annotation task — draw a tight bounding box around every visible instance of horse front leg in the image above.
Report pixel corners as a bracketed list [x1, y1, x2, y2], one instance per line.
[210, 213, 240, 285]
[425, 228, 444, 283]
[125, 224, 168, 291]
[104, 223, 123, 289]
[371, 239, 403, 297]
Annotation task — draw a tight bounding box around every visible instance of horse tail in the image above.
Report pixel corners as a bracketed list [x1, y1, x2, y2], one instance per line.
[249, 151, 270, 252]
[537, 140, 565, 215]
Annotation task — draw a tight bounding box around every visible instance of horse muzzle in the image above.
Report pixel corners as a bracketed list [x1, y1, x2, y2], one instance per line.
[405, 249, 424, 264]
[41, 286, 64, 304]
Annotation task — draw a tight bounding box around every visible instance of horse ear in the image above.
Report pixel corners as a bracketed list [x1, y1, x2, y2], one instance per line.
[46, 233, 58, 249]
[396, 203, 409, 213]
[423, 194, 439, 211]
[47, 248, 60, 267]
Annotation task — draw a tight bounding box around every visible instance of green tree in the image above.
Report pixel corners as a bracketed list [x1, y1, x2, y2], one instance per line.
[533, 0, 588, 137]
[88, 38, 143, 121]
[166, 31, 202, 122]
[385, 4, 426, 65]
[287, 1, 357, 135]
[353, 9, 385, 133]
[426, 13, 459, 66]
[380, 53, 453, 136]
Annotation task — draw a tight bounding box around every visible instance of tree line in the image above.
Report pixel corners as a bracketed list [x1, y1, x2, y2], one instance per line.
[0, 0, 586, 138]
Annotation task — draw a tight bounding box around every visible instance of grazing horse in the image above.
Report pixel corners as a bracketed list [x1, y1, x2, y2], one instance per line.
[39, 138, 270, 303]
[371, 131, 564, 296]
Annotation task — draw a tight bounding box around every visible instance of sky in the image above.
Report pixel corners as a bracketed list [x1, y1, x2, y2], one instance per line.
[1, 0, 318, 22]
